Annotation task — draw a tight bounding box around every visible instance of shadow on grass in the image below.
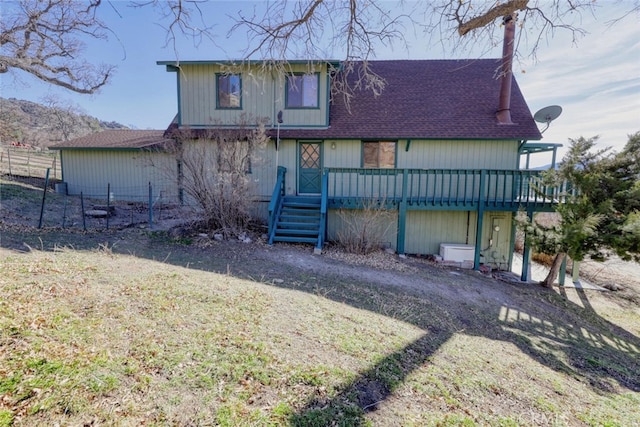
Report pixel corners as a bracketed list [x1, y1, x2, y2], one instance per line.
[1, 229, 639, 425]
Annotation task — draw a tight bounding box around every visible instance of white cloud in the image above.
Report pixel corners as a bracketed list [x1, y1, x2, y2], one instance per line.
[517, 6, 640, 165]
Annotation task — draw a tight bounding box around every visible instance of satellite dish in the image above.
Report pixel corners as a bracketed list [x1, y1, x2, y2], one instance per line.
[534, 105, 562, 133]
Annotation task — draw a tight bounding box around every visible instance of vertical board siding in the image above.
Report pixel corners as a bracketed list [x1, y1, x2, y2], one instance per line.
[324, 140, 362, 168]
[180, 140, 277, 202]
[404, 211, 477, 255]
[62, 151, 178, 202]
[251, 145, 277, 198]
[275, 63, 329, 127]
[327, 209, 398, 250]
[322, 139, 522, 204]
[278, 139, 299, 195]
[178, 63, 328, 127]
[402, 210, 513, 262]
[250, 200, 271, 223]
[397, 140, 519, 170]
[322, 139, 519, 171]
[179, 64, 274, 125]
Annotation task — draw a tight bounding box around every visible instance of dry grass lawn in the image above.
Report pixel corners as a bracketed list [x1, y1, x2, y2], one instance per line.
[1, 233, 639, 426]
[1, 177, 639, 426]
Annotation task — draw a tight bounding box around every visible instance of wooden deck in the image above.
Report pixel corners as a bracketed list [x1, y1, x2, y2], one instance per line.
[324, 168, 569, 213]
[269, 167, 569, 273]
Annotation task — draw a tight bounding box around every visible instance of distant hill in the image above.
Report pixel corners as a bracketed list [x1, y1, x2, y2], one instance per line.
[0, 97, 129, 149]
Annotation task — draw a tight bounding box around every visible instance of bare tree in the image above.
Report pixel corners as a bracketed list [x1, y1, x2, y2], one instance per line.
[144, 0, 607, 102]
[0, 0, 115, 94]
[229, 0, 607, 59]
[4, 0, 635, 97]
[130, 0, 220, 54]
[40, 95, 84, 142]
[0, 105, 21, 144]
[163, 117, 270, 237]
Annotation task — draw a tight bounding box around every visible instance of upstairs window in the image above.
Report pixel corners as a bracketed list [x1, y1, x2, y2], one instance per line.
[363, 141, 396, 168]
[286, 74, 319, 108]
[217, 74, 241, 109]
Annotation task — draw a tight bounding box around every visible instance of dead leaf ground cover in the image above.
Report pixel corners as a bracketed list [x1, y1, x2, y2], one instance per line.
[1, 176, 639, 426]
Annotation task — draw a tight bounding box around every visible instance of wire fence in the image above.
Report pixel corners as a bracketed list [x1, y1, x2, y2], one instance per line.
[1, 147, 270, 232]
[43, 182, 194, 232]
[2, 174, 196, 233]
[0, 146, 60, 185]
[0, 145, 197, 231]
[59, 180, 183, 204]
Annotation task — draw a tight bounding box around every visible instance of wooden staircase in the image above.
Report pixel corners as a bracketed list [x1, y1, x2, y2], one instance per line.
[269, 195, 321, 245]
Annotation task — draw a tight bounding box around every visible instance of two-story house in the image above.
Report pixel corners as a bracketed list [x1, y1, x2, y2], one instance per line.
[156, 56, 564, 277]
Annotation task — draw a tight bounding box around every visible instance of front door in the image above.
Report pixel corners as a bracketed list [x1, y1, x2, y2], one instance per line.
[298, 141, 322, 194]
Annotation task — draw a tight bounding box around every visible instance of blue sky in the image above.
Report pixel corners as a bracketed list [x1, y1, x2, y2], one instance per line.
[1, 1, 638, 166]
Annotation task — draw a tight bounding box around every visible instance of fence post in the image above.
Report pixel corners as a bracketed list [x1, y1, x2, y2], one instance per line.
[81, 192, 87, 231]
[62, 194, 68, 228]
[148, 182, 153, 229]
[157, 190, 162, 221]
[106, 183, 110, 230]
[7, 149, 12, 177]
[38, 168, 51, 229]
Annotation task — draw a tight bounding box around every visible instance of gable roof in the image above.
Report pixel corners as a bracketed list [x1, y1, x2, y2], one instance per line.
[50, 130, 172, 150]
[277, 59, 542, 141]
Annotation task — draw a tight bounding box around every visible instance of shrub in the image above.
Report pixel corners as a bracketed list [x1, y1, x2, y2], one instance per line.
[336, 197, 394, 255]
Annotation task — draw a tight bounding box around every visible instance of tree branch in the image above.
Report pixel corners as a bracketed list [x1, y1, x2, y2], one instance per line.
[458, 0, 529, 36]
[0, 0, 113, 94]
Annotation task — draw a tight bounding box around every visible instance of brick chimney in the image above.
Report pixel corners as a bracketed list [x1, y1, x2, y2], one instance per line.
[496, 13, 517, 125]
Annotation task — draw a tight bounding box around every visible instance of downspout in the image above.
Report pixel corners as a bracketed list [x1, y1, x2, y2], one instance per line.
[496, 13, 516, 125]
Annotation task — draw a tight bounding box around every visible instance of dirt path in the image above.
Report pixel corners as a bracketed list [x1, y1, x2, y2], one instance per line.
[2, 174, 639, 307]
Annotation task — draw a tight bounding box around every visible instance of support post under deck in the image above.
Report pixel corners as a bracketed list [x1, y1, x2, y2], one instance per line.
[521, 207, 534, 281]
[396, 169, 409, 255]
[474, 170, 487, 270]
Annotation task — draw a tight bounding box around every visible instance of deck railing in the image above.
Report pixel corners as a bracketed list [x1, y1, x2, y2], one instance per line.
[324, 168, 572, 210]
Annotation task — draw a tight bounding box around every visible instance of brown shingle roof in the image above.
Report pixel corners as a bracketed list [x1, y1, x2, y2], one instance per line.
[276, 59, 542, 141]
[50, 130, 171, 150]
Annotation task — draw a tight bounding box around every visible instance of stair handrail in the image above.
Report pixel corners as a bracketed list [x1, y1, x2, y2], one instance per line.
[317, 168, 329, 252]
[268, 166, 287, 243]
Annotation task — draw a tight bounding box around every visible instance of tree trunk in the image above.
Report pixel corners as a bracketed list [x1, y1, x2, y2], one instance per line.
[541, 252, 566, 288]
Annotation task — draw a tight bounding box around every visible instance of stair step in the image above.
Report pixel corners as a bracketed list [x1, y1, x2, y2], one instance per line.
[280, 212, 320, 219]
[275, 228, 319, 236]
[270, 196, 322, 246]
[283, 202, 321, 209]
[276, 221, 320, 230]
[280, 209, 320, 219]
[280, 209, 320, 218]
[272, 236, 319, 244]
[283, 196, 321, 207]
[284, 196, 321, 203]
